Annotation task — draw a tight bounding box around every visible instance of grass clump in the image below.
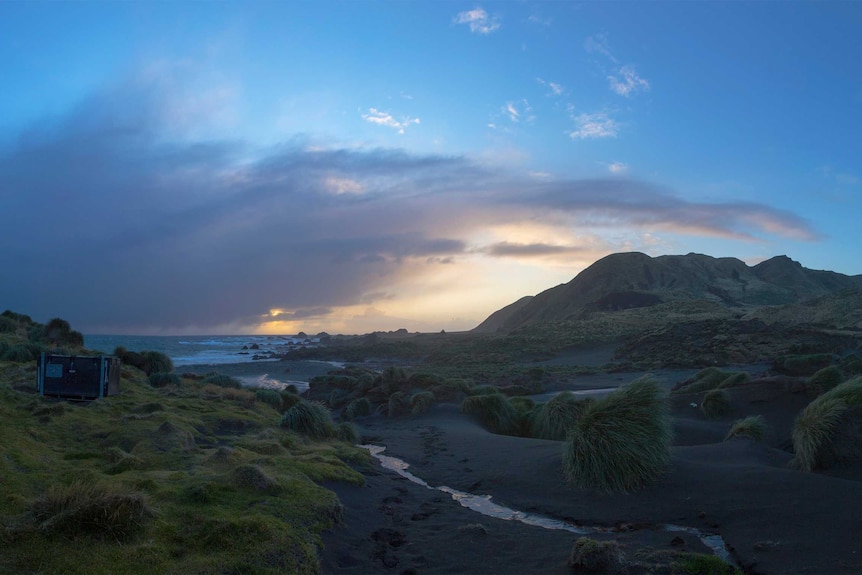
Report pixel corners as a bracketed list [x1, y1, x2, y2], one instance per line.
[701, 389, 731, 419]
[568, 537, 623, 573]
[148, 372, 181, 388]
[792, 376, 862, 471]
[410, 390, 435, 415]
[280, 400, 334, 439]
[2, 344, 36, 363]
[231, 464, 280, 493]
[674, 369, 749, 394]
[725, 415, 767, 441]
[509, 396, 535, 413]
[26, 480, 155, 541]
[202, 372, 243, 389]
[387, 390, 409, 418]
[776, 353, 833, 376]
[461, 392, 519, 435]
[254, 387, 283, 410]
[334, 422, 359, 443]
[808, 366, 844, 395]
[674, 367, 728, 394]
[279, 390, 302, 411]
[717, 371, 750, 389]
[141, 351, 173, 375]
[529, 391, 584, 440]
[343, 397, 372, 420]
[674, 552, 743, 574]
[562, 377, 672, 492]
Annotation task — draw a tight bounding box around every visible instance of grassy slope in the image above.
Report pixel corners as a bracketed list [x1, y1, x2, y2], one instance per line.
[0, 360, 367, 574]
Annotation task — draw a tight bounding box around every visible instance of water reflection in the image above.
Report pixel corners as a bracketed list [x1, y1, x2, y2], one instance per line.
[362, 444, 735, 564]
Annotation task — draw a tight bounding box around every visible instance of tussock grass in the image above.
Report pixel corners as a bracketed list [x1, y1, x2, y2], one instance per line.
[793, 398, 846, 471]
[0, 315, 16, 333]
[778, 353, 833, 376]
[701, 389, 731, 419]
[675, 367, 728, 394]
[529, 392, 584, 440]
[428, 378, 472, 401]
[2, 344, 35, 363]
[792, 377, 862, 470]
[343, 397, 372, 420]
[562, 377, 671, 492]
[461, 392, 519, 435]
[27, 480, 155, 541]
[674, 552, 742, 575]
[568, 537, 623, 573]
[675, 368, 750, 395]
[509, 396, 535, 413]
[387, 390, 409, 417]
[717, 371, 750, 389]
[280, 400, 334, 438]
[410, 391, 435, 415]
[279, 390, 302, 411]
[334, 422, 359, 443]
[202, 372, 243, 389]
[808, 366, 844, 395]
[254, 387, 283, 410]
[725, 415, 767, 441]
[141, 351, 173, 375]
[148, 372, 180, 388]
[468, 385, 501, 396]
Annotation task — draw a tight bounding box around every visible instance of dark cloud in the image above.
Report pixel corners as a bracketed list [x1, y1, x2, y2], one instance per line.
[484, 242, 584, 257]
[0, 78, 820, 333]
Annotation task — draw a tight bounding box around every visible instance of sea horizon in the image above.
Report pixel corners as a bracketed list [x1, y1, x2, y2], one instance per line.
[83, 334, 322, 367]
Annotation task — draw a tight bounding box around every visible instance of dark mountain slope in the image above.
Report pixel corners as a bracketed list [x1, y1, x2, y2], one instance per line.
[474, 252, 862, 333]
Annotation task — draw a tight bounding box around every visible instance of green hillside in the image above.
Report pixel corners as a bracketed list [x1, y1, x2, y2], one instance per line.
[0, 311, 366, 575]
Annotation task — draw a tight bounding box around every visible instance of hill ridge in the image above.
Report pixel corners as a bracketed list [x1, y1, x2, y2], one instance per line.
[473, 252, 862, 333]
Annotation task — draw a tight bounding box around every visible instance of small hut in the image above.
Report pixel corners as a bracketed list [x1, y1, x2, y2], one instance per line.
[37, 353, 120, 399]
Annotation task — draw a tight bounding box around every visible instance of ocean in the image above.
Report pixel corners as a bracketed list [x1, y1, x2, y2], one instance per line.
[83, 334, 337, 390]
[83, 334, 315, 367]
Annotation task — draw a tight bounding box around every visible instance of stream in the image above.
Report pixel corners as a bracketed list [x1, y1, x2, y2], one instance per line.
[362, 444, 737, 566]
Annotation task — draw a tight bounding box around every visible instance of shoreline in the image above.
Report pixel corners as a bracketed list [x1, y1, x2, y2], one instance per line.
[178, 359, 339, 387]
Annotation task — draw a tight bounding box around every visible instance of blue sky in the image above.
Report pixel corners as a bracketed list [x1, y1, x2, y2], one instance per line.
[1, 1, 860, 335]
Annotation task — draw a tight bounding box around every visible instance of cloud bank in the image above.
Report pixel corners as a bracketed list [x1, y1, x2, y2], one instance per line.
[0, 74, 819, 333]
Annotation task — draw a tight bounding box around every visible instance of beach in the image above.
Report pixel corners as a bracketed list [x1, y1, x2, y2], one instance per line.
[318, 371, 862, 574]
[177, 360, 862, 574]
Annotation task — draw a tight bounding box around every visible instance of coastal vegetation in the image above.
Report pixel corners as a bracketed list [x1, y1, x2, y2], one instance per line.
[460, 392, 520, 436]
[700, 389, 731, 419]
[529, 391, 587, 440]
[672, 368, 750, 395]
[563, 377, 672, 492]
[792, 376, 862, 471]
[725, 415, 767, 442]
[0, 313, 367, 574]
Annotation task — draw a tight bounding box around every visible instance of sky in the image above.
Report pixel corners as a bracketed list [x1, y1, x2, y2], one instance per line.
[1, 1, 860, 336]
